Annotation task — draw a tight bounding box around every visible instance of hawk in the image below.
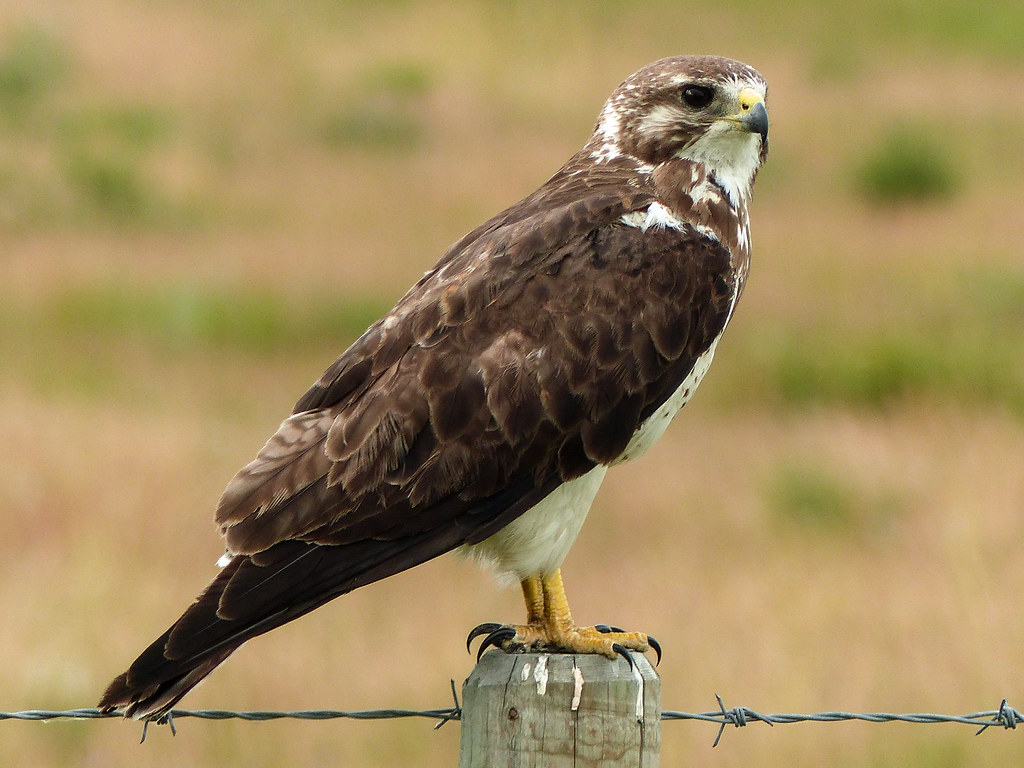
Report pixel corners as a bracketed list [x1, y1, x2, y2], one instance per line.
[99, 55, 769, 719]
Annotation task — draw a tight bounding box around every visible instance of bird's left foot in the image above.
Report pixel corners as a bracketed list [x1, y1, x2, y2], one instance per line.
[467, 621, 661, 666]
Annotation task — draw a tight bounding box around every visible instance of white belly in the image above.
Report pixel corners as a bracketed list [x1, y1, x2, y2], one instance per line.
[462, 465, 608, 580]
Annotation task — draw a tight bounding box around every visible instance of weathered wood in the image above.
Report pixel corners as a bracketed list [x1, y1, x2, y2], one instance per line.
[459, 651, 660, 767]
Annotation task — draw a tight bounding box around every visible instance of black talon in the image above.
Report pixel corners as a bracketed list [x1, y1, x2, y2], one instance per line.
[594, 624, 624, 633]
[611, 643, 635, 670]
[477, 627, 517, 661]
[647, 634, 663, 666]
[466, 622, 504, 653]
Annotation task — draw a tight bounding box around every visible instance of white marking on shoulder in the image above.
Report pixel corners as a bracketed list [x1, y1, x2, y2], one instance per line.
[593, 102, 622, 163]
[620, 202, 719, 243]
[620, 201, 685, 232]
[216, 552, 234, 568]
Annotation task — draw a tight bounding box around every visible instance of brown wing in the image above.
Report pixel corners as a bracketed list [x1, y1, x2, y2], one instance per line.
[99, 165, 738, 718]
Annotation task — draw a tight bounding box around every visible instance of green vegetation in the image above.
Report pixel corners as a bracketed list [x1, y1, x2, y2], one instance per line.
[766, 461, 904, 538]
[0, 26, 211, 227]
[0, 284, 390, 403]
[39, 284, 387, 354]
[55, 101, 207, 226]
[57, 104, 174, 150]
[735, 319, 1024, 414]
[717, 267, 1024, 415]
[0, 24, 68, 114]
[62, 148, 165, 224]
[768, 462, 857, 532]
[855, 124, 960, 203]
[317, 60, 432, 152]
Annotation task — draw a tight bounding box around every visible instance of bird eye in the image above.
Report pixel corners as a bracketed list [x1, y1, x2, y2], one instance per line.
[681, 85, 715, 109]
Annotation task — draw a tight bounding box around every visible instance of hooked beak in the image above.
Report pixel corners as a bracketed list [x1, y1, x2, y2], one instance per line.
[735, 87, 768, 142]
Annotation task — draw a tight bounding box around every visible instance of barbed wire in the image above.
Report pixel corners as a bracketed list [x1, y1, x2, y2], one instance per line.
[2, 687, 1020, 747]
[665, 695, 1022, 747]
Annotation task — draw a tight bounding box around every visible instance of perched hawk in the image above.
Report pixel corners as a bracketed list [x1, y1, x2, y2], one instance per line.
[100, 55, 768, 720]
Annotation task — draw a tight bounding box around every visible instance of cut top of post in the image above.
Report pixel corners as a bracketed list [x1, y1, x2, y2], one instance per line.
[459, 651, 661, 768]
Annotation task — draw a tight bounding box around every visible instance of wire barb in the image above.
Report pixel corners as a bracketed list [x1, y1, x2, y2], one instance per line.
[975, 699, 1023, 735]
[707, 693, 772, 747]
[433, 679, 461, 731]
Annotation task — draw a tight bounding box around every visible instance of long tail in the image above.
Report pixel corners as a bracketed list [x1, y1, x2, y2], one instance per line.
[98, 543, 320, 719]
[98, 477, 553, 720]
[98, 532, 458, 720]
[99, 647, 235, 721]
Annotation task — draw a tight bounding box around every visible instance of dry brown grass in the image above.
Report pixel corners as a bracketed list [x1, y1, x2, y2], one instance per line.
[2, 1, 1024, 766]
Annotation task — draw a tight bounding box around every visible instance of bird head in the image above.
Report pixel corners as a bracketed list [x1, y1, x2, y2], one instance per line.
[592, 55, 769, 203]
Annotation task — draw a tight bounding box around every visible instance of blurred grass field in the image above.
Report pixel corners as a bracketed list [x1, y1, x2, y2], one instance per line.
[2, 1, 1024, 766]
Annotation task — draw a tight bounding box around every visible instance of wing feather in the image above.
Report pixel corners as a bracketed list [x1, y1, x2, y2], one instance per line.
[213, 206, 739, 625]
[100, 157, 740, 719]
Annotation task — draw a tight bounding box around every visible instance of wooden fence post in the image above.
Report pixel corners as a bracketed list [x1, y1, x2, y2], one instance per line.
[458, 651, 660, 767]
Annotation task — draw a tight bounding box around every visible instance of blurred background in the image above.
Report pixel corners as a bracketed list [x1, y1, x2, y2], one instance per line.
[2, 1, 1023, 765]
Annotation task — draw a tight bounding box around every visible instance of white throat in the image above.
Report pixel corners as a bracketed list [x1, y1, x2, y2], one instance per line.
[677, 128, 762, 207]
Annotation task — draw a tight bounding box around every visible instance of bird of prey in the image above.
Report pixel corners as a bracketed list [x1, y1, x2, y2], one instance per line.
[99, 54, 769, 720]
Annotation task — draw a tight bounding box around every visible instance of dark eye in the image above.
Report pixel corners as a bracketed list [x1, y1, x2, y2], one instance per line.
[682, 85, 714, 109]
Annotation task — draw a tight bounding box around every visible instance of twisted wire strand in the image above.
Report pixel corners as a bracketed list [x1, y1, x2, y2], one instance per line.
[662, 695, 1023, 746]
[3, 694, 1020, 747]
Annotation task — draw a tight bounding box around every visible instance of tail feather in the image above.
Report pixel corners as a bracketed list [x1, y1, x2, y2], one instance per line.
[97, 532, 464, 720]
[99, 647, 234, 720]
[98, 478, 555, 720]
[97, 546, 324, 720]
[97, 554, 258, 720]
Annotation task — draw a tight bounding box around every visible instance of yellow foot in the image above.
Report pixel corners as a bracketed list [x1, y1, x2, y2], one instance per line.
[469, 569, 662, 666]
[467, 621, 661, 665]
